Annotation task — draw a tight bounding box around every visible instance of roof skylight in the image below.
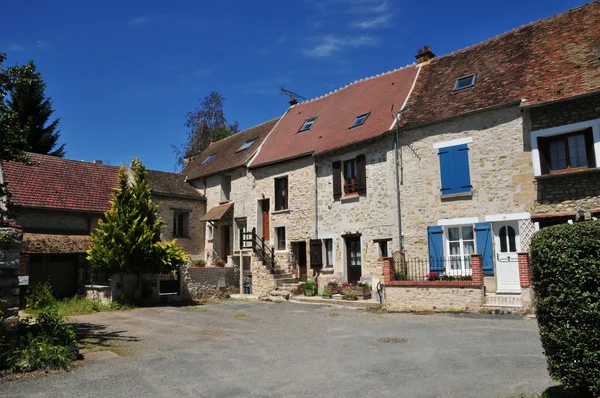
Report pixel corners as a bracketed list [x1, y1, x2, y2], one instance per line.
[350, 112, 370, 129]
[298, 117, 317, 133]
[201, 154, 216, 165]
[454, 74, 477, 91]
[236, 138, 257, 152]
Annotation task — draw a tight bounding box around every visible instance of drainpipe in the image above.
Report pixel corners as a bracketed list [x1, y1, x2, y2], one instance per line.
[313, 157, 318, 239]
[394, 106, 411, 252]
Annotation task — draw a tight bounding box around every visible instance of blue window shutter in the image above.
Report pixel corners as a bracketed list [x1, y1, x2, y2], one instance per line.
[438, 147, 455, 194]
[427, 225, 445, 273]
[475, 222, 494, 276]
[454, 144, 472, 193]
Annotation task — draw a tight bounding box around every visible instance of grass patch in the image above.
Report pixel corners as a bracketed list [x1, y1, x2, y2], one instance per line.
[329, 313, 341, 318]
[77, 338, 130, 357]
[25, 297, 133, 318]
[188, 307, 210, 313]
[233, 313, 248, 320]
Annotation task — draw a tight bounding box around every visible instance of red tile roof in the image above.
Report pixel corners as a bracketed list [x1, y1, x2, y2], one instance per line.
[1, 153, 203, 213]
[250, 65, 419, 167]
[2, 153, 120, 213]
[400, 1, 600, 127]
[183, 117, 280, 180]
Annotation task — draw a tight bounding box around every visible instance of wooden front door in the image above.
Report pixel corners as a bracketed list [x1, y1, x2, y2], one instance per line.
[346, 237, 362, 283]
[297, 241, 307, 281]
[222, 225, 231, 259]
[261, 199, 270, 241]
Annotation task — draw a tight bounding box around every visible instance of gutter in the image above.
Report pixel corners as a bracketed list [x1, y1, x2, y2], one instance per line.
[313, 158, 318, 239]
[519, 90, 600, 109]
[150, 191, 206, 201]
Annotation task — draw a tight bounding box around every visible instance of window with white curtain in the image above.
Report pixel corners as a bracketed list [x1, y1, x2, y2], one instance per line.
[446, 225, 474, 275]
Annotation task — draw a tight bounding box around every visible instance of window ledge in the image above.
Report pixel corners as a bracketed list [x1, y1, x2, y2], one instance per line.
[274, 250, 288, 253]
[320, 268, 334, 274]
[341, 195, 360, 203]
[272, 209, 291, 215]
[441, 191, 472, 200]
[173, 235, 190, 239]
[535, 167, 600, 180]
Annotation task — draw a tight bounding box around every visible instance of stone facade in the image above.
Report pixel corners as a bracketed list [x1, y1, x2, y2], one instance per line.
[0, 227, 22, 322]
[182, 267, 239, 299]
[316, 136, 397, 284]
[13, 208, 101, 234]
[384, 286, 484, 312]
[398, 106, 535, 259]
[250, 257, 277, 297]
[154, 194, 205, 256]
[529, 94, 600, 218]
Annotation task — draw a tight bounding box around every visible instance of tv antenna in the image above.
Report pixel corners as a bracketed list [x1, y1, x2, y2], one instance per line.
[280, 87, 306, 105]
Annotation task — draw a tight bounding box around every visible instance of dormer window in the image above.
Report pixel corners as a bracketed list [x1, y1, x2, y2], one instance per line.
[350, 112, 370, 129]
[454, 74, 477, 91]
[201, 154, 216, 165]
[236, 138, 257, 152]
[299, 117, 317, 132]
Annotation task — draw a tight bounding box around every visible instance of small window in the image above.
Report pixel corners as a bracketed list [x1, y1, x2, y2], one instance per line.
[324, 239, 333, 267]
[274, 177, 288, 211]
[378, 241, 389, 257]
[276, 227, 286, 251]
[454, 74, 477, 91]
[221, 175, 231, 202]
[438, 144, 471, 195]
[173, 211, 189, 237]
[350, 112, 370, 129]
[237, 220, 247, 249]
[538, 128, 596, 174]
[208, 224, 214, 240]
[201, 154, 216, 165]
[499, 226, 517, 253]
[299, 117, 317, 132]
[236, 138, 257, 152]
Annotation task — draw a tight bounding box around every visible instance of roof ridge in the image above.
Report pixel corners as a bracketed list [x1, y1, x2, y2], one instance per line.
[22, 152, 121, 169]
[429, 1, 594, 64]
[293, 63, 416, 106]
[203, 116, 282, 150]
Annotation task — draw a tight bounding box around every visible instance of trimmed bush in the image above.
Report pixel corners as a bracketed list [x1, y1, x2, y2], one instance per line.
[530, 221, 600, 397]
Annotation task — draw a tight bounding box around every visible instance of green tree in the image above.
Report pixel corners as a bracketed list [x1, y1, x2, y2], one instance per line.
[172, 91, 239, 170]
[0, 53, 37, 221]
[7, 61, 65, 157]
[87, 159, 189, 299]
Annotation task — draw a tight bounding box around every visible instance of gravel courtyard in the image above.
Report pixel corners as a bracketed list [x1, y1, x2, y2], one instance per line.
[0, 301, 556, 398]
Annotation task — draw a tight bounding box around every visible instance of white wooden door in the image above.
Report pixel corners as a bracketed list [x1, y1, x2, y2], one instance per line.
[493, 221, 521, 293]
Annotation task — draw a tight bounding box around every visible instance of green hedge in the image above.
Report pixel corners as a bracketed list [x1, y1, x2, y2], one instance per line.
[530, 221, 600, 397]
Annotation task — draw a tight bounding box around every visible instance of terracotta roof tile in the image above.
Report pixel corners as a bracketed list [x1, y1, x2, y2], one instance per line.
[250, 65, 419, 167]
[400, 1, 600, 127]
[199, 202, 233, 222]
[183, 118, 280, 180]
[146, 169, 203, 198]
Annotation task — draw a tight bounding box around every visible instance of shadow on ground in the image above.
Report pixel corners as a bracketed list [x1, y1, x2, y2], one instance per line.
[72, 322, 139, 349]
[542, 385, 594, 398]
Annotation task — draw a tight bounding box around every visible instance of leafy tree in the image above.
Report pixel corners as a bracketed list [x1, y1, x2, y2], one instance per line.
[0, 53, 37, 221]
[87, 159, 189, 299]
[7, 61, 65, 157]
[172, 91, 239, 170]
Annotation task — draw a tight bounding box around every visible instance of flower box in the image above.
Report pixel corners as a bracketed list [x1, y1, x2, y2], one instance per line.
[354, 286, 371, 299]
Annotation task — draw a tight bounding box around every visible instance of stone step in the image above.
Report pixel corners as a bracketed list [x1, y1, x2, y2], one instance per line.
[484, 293, 522, 307]
[275, 278, 298, 287]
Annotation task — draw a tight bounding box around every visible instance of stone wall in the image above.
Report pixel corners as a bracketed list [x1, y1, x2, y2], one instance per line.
[182, 266, 238, 299]
[384, 286, 484, 312]
[13, 208, 100, 234]
[0, 227, 21, 322]
[317, 136, 397, 282]
[529, 94, 600, 131]
[154, 194, 205, 256]
[398, 106, 534, 259]
[250, 258, 277, 297]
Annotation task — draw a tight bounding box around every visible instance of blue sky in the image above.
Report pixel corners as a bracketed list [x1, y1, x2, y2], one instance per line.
[2, 0, 589, 171]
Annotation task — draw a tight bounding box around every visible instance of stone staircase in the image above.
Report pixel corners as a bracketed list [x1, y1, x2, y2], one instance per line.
[271, 268, 301, 295]
[482, 293, 523, 314]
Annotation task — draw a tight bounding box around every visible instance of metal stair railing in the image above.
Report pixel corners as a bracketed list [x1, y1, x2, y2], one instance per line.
[242, 228, 275, 273]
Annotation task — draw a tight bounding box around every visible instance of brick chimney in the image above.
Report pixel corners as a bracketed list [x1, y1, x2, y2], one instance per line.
[415, 45, 435, 64]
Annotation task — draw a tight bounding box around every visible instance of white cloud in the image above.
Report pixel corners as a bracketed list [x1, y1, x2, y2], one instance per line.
[36, 40, 50, 51]
[128, 16, 150, 26]
[8, 42, 25, 52]
[303, 35, 377, 58]
[352, 13, 393, 29]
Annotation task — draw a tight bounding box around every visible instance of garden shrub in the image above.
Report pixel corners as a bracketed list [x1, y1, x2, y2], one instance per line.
[26, 282, 55, 310]
[529, 221, 600, 397]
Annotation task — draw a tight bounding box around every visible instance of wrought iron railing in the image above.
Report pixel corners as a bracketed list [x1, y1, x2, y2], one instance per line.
[242, 228, 275, 273]
[391, 252, 473, 281]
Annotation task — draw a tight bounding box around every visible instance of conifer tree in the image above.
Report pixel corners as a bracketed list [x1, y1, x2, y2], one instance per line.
[88, 159, 189, 298]
[8, 61, 65, 157]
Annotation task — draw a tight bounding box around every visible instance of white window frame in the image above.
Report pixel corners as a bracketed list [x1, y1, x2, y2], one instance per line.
[236, 138, 257, 153]
[530, 118, 600, 176]
[299, 117, 317, 132]
[444, 224, 475, 276]
[454, 74, 477, 91]
[350, 112, 370, 129]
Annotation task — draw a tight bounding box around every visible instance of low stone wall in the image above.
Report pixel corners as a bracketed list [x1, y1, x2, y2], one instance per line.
[384, 285, 484, 312]
[0, 227, 22, 323]
[182, 267, 239, 299]
[84, 285, 111, 304]
[250, 259, 277, 298]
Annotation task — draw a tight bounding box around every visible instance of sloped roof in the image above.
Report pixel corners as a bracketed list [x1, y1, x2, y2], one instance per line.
[399, 1, 600, 127]
[199, 202, 233, 222]
[1, 153, 202, 213]
[146, 169, 203, 199]
[22, 233, 93, 254]
[249, 65, 419, 167]
[183, 118, 281, 180]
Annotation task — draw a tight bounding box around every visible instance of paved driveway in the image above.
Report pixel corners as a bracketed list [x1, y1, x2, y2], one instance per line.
[0, 301, 556, 398]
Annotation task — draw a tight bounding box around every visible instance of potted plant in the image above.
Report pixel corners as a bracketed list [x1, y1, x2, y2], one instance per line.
[326, 279, 339, 294]
[355, 280, 371, 299]
[343, 288, 357, 300]
[322, 288, 332, 299]
[193, 260, 206, 268]
[214, 259, 226, 268]
[301, 280, 316, 296]
[427, 272, 440, 281]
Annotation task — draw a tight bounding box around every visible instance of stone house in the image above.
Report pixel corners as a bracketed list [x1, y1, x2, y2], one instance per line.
[0, 153, 205, 297]
[249, 64, 419, 288]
